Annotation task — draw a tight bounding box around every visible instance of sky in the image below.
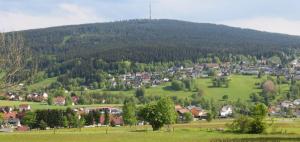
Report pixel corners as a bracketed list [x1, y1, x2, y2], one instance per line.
[1, 0, 300, 35]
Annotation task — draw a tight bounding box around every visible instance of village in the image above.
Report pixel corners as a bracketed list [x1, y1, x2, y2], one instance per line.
[1, 58, 300, 132]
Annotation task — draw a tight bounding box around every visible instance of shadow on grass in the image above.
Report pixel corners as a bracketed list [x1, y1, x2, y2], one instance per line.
[129, 130, 149, 133]
[162, 86, 175, 91]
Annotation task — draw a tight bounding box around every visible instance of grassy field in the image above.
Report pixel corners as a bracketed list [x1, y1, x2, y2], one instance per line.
[0, 119, 299, 142]
[27, 77, 57, 91]
[196, 75, 289, 101]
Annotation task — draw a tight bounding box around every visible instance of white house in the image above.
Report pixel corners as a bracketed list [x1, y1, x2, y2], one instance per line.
[19, 104, 31, 112]
[42, 93, 48, 99]
[281, 101, 294, 108]
[220, 105, 233, 118]
[293, 99, 300, 106]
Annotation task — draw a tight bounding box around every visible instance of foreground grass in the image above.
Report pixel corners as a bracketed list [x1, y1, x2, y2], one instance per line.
[0, 119, 299, 142]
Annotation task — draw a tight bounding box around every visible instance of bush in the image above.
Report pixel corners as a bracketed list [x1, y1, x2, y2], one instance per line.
[206, 112, 213, 122]
[171, 80, 185, 91]
[228, 115, 252, 133]
[228, 103, 268, 134]
[248, 118, 267, 134]
[183, 112, 193, 123]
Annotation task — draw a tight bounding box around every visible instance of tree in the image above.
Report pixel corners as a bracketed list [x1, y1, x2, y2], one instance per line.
[139, 97, 177, 131]
[47, 95, 54, 105]
[39, 120, 47, 130]
[156, 97, 177, 125]
[65, 96, 72, 106]
[122, 98, 137, 126]
[84, 112, 95, 126]
[77, 117, 85, 132]
[104, 109, 110, 126]
[251, 103, 268, 118]
[135, 88, 145, 100]
[228, 115, 252, 133]
[171, 80, 185, 91]
[222, 95, 229, 100]
[262, 80, 277, 94]
[206, 112, 213, 122]
[0, 32, 32, 87]
[0, 113, 3, 125]
[78, 95, 88, 105]
[21, 112, 36, 129]
[183, 112, 193, 123]
[63, 116, 68, 128]
[228, 103, 268, 134]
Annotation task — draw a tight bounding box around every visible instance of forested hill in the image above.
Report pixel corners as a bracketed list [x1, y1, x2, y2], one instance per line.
[22, 19, 300, 62]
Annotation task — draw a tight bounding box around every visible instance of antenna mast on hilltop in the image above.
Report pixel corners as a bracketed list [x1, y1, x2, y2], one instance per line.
[149, 0, 152, 20]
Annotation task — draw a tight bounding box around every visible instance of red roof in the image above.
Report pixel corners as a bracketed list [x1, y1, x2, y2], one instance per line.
[72, 96, 79, 103]
[3, 112, 17, 120]
[177, 108, 190, 114]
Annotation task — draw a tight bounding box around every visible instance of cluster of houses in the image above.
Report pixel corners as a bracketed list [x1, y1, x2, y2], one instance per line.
[269, 99, 300, 117]
[175, 104, 233, 121]
[74, 107, 123, 126]
[0, 92, 81, 106]
[108, 58, 297, 89]
[0, 104, 31, 132]
[109, 63, 234, 89]
[0, 105, 124, 132]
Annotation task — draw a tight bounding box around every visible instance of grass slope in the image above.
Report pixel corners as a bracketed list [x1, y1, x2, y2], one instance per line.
[196, 75, 261, 101]
[27, 77, 57, 91]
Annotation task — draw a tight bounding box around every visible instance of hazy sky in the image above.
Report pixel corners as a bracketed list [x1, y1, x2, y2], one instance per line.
[1, 0, 300, 35]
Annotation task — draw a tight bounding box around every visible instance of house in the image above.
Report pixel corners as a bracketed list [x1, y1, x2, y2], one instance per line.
[5, 92, 16, 100]
[240, 69, 259, 75]
[71, 96, 80, 105]
[19, 104, 31, 112]
[204, 63, 219, 69]
[294, 109, 300, 118]
[42, 93, 48, 100]
[293, 99, 300, 106]
[3, 112, 17, 120]
[220, 105, 233, 118]
[111, 115, 123, 126]
[99, 115, 124, 126]
[281, 101, 294, 108]
[294, 75, 300, 81]
[26, 92, 48, 102]
[163, 78, 170, 82]
[2, 112, 21, 127]
[0, 106, 13, 113]
[54, 96, 66, 106]
[189, 106, 207, 119]
[268, 106, 281, 116]
[4, 92, 23, 101]
[175, 105, 191, 121]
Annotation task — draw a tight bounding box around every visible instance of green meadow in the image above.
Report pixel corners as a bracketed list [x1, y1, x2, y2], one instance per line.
[25, 75, 289, 103]
[86, 75, 289, 101]
[0, 119, 299, 142]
